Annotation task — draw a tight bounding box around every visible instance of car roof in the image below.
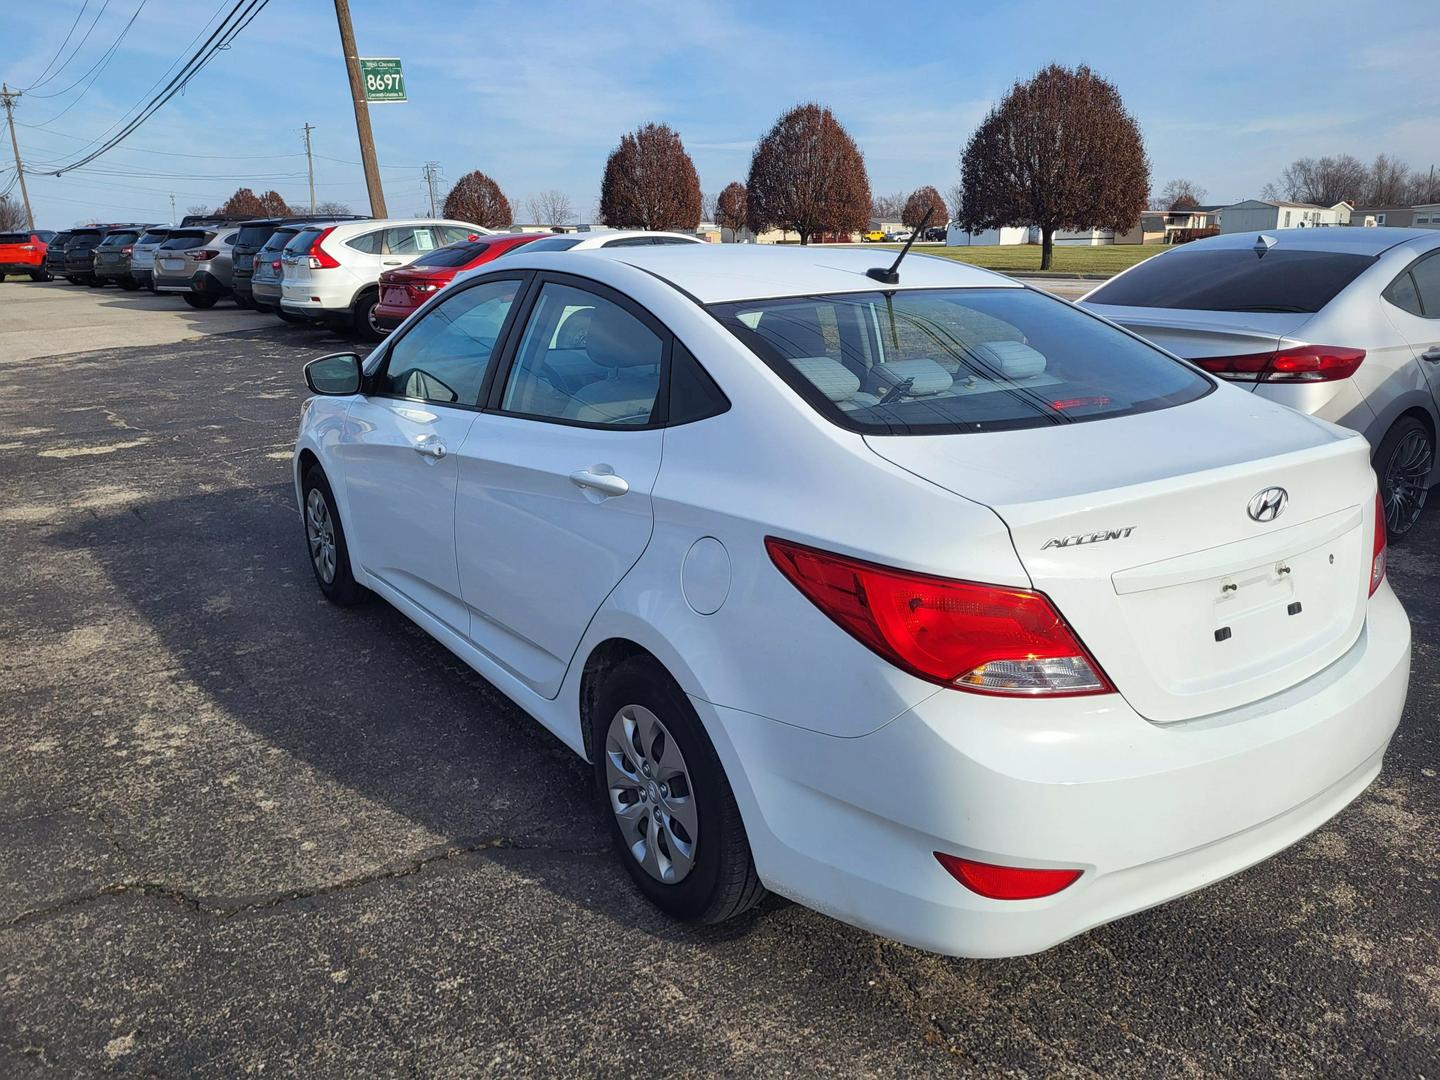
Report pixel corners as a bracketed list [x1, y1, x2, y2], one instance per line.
[1180, 226, 1433, 256]
[568, 229, 702, 248]
[320, 218, 485, 234]
[539, 243, 1019, 303]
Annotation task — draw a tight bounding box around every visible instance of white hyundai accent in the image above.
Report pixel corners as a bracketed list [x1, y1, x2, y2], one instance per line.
[293, 245, 1410, 957]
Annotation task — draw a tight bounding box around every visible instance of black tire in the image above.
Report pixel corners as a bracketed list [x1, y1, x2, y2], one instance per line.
[300, 464, 366, 606]
[30, 271, 51, 282]
[87, 277, 107, 288]
[119, 276, 139, 291]
[351, 288, 383, 342]
[183, 293, 219, 309]
[1374, 416, 1434, 540]
[233, 292, 254, 309]
[64, 275, 80, 285]
[591, 656, 765, 924]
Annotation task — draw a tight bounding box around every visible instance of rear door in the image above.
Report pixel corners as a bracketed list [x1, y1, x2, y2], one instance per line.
[337, 274, 529, 633]
[1382, 251, 1440, 404]
[454, 275, 668, 696]
[382, 225, 439, 271]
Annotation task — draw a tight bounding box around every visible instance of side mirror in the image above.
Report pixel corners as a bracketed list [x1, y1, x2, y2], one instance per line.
[304, 352, 363, 396]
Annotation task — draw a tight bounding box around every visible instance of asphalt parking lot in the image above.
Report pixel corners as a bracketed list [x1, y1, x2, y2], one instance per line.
[2, 284, 1438, 1077]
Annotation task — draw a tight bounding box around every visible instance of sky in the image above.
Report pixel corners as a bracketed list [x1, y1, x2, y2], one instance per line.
[2, 0, 1438, 229]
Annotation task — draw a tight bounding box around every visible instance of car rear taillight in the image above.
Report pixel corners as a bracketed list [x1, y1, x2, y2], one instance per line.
[765, 538, 1113, 696]
[1194, 345, 1365, 383]
[121, 246, 133, 255]
[934, 853, 1083, 900]
[191, 249, 220, 261]
[270, 259, 281, 271]
[307, 226, 340, 269]
[1370, 491, 1387, 597]
[19, 244, 36, 252]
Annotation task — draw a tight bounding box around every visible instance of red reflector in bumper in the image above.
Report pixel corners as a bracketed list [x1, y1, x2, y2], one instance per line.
[934, 852, 1082, 900]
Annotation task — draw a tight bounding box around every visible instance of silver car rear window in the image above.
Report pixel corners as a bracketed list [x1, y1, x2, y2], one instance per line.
[1086, 248, 1375, 314]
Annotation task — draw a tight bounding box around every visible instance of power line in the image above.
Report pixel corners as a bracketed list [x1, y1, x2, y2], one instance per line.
[28, 1, 149, 107]
[22, 1, 111, 93]
[18, 1, 93, 92]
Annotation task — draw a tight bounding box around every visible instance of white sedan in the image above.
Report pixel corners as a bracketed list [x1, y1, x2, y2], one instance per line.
[293, 244, 1410, 957]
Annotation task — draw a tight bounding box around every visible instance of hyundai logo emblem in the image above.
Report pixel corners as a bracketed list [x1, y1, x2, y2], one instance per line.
[1247, 486, 1288, 523]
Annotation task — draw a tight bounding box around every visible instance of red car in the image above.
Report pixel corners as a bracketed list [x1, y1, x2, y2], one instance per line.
[374, 232, 545, 330]
[0, 229, 57, 282]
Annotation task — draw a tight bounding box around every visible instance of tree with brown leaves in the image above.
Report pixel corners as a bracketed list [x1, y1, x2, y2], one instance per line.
[443, 171, 513, 229]
[902, 186, 948, 231]
[217, 188, 293, 217]
[746, 103, 871, 245]
[716, 182, 747, 242]
[959, 65, 1149, 269]
[598, 123, 702, 231]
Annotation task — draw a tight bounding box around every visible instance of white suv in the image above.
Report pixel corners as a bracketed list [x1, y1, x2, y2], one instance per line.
[280, 218, 488, 340]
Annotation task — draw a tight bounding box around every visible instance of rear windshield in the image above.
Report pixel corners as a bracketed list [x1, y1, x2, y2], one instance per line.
[710, 287, 1212, 435]
[412, 241, 493, 268]
[50, 232, 73, 246]
[137, 230, 169, 245]
[260, 228, 300, 253]
[1086, 248, 1376, 314]
[160, 231, 209, 250]
[70, 231, 101, 246]
[0, 232, 29, 243]
[284, 229, 323, 254]
[518, 236, 580, 252]
[100, 231, 141, 246]
[235, 223, 277, 248]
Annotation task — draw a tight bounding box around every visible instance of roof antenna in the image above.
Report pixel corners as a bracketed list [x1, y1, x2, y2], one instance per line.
[867, 206, 935, 284]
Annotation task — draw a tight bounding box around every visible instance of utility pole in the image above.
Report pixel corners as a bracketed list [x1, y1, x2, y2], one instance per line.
[422, 161, 440, 218]
[1, 84, 35, 231]
[302, 123, 317, 213]
[331, 0, 386, 217]
[169, 193, 176, 221]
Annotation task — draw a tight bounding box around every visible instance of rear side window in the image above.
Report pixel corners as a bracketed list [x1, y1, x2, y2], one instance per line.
[1385, 272, 1424, 316]
[1408, 253, 1440, 317]
[711, 287, 1212, 435]
[436, 225, 481, 244]
[137, 231, 169, 245]
[236, 224, 277, 248]
[346, 231, 382, 254]
[1086, 248, 1375, 313]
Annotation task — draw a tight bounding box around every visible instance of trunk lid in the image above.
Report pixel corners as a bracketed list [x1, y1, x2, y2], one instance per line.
[1082, 305, 1315, 391]
[865, 390, 1375, 723]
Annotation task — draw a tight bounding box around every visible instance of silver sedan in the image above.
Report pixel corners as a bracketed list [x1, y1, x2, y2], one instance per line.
[1082, 227, 1440, 536]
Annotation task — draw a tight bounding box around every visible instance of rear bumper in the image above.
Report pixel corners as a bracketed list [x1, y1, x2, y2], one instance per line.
[702, 582, 1411, 957]
[154, 270, 228, 296]
[0, 262, 44, 274]
[373, 300, 416, 330]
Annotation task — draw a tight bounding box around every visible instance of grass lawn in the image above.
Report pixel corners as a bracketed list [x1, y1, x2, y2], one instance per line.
[869, 243, 1163, 276]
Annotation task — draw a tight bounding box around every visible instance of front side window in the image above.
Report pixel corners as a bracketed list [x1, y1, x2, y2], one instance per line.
[500, 282, 664, 425]
[711, 287, 1211, 435]
[1085, 248, 1375, 313]
[378, 278, 522, 405]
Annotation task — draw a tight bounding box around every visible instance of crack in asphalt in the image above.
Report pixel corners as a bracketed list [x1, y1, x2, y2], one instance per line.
[2, 836, 609, 930]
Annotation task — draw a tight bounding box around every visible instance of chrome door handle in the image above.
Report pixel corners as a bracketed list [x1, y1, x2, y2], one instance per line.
[569, 469, 629, 497]
[1421, 346, 1440, 363]
[412, 438, 446, 459]
[383, 260, 402, 266]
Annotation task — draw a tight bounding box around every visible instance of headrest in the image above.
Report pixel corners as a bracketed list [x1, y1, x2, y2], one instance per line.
[789, 356, 861, 403]
[586, 305, 662, 368]
[555, 308, 592, 350]
[970, 340, 1047, 380]
[867, 358, 953, 397]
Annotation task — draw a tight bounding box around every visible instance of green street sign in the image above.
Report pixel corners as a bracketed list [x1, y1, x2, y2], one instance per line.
[359, 58, 406, 103]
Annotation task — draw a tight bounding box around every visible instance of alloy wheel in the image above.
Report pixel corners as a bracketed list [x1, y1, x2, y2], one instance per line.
[305, 487, 337, 584]
[1382, 429, 1433, 535]
[604, 704, 698, 884]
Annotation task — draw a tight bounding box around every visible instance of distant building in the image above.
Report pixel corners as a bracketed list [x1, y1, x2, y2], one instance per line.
[1346, 206, 1418, 228]
[1219, 199, 1351, 233]
[1116, 205, 1224, 244]
[945, 224, 1114, 247]
[1412, 205, 1440, 229]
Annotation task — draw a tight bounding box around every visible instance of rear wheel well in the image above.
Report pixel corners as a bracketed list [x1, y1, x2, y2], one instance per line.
[579, 638, 665, 762]
[1394, 406, 1436, 450]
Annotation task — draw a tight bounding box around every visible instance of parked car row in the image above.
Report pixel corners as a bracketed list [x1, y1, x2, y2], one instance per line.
[22, 213, 705, 343]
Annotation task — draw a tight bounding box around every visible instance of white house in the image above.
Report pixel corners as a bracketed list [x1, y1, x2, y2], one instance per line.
[1412, 205, 1440, 229]
[1219, 200, 1352, 233]
[946, 225, 1115, 247]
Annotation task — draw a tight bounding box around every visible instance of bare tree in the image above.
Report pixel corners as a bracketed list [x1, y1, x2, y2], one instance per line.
[443, 170, 513, 229]
[1365, 154, 1411, 205]
[314, 200, 353, 216]
[0, 193, 25, 231]
[958, 64, 1149, 270]
[870, 192, 906, 219]
[946, 181, 964, 223]
[526, 189, 574, 229]
[1266, 155, 1367, 206]
[902, 186, 948, 231]
[1409, 165, 1440, 206]
[716, 181, 747, 242]
[1159, 178, 1206, 210]
[599, 123, 702, 231]
[747, 103, 871, 245]
[185, 204, 208, 216]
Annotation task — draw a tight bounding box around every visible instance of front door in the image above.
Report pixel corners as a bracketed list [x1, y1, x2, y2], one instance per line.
[337, 275, 527, 633]
[455, 277, 669, 697]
